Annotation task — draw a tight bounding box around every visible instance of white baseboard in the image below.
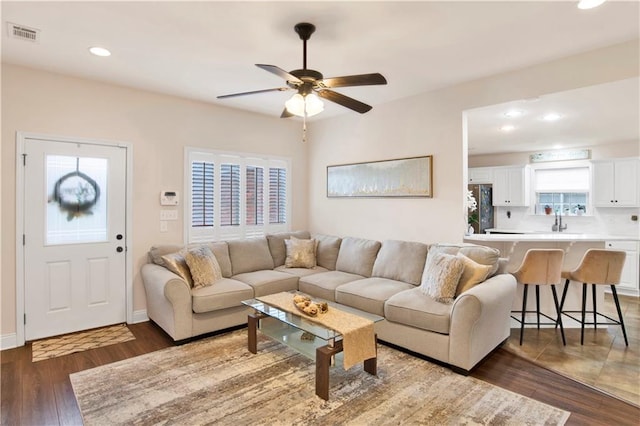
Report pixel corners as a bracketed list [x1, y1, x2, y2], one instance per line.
[1, 333, 18, 350]
[131, 310, 149, 324]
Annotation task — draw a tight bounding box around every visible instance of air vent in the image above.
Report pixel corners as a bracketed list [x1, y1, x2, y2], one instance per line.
[8, 22, 40, 42]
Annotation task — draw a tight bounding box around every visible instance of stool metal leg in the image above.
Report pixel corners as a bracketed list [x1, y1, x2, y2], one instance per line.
[556, 279, 570, 329]
[535, 285, 541, 330]
[551, 285, 566, 346]
[520, 284, 529, 346]
[592, 284, 597, 330]
[581, 283, 587, 345]
[610, 285, 629, 347]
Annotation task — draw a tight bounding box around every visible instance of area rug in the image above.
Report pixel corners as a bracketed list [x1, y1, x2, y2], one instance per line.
[70, 330, 570, 425]
[32, 324, 135, 362]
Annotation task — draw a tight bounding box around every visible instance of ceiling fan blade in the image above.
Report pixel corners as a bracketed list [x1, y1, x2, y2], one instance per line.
[318, 73, 387, 89]
[256, 64, 303, 84]
[316, 89, 372, 114]
[217, 87, 289, 99]
[280, 108, 294, 118]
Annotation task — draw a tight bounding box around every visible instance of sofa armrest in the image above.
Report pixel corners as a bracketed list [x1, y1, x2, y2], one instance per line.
[141, 263, 193, 341]
[448, 273, 517, 371]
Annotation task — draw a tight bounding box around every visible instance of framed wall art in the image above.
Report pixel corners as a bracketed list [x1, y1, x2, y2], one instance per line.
[327, 155, 433, 198]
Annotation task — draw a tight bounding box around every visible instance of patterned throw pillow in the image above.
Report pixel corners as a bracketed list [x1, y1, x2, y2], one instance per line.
[284, 237, 317, 269]
[455, 253, 492, 296]
[184, 246, 223, 289]
[420, 251, 465, 304]
[160, 250, 194, 287]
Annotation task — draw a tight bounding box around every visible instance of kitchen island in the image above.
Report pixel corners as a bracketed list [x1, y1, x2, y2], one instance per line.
[464, 233, 639, 328]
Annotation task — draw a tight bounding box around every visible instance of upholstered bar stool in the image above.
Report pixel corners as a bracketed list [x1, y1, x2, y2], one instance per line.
[559, 249, 628, 346]
[511, 249, 566, 346]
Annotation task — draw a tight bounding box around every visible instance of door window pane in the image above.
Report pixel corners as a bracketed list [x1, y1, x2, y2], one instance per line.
[46, 155, 108, 245]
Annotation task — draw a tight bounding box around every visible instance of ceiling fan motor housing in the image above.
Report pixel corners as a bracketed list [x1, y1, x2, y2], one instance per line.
[294, 23, 316, 40]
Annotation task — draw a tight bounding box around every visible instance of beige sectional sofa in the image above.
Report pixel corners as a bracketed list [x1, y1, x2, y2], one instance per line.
[141, 231, 516, 374]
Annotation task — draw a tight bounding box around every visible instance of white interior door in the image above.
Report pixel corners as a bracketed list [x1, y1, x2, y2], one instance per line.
[23, 138, 127, 340]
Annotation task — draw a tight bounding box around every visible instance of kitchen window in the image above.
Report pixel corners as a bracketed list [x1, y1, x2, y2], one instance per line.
[533, 165, 590, 216]
[185, 148, 290, 242]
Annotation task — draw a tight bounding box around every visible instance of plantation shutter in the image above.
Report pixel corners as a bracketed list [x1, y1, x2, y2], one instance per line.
[220, 163, 240, 226]
[246, 166, 264, 225]
[269, 167, 287, 224]
[191, 161, 214, 227]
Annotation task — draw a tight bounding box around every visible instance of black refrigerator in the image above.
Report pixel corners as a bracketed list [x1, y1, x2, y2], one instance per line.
[468, 184, 494, 234]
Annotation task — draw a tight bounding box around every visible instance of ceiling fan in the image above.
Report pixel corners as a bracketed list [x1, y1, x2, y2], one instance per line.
[217, 22, 387, 118]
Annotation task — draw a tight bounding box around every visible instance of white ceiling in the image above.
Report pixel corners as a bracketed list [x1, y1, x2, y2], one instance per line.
[2, 1, 639, 150]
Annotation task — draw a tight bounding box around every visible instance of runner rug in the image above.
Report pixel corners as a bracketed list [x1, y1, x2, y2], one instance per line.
[70, 330, 570, 425]
[32, 324, 135, 362]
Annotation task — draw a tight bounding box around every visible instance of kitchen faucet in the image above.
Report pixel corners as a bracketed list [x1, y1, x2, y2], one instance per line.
[551, 211, 567, 232]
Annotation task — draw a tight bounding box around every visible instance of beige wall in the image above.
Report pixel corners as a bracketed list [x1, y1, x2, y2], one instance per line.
[1, 64, 306, 336]
[308, 40, 639, 244]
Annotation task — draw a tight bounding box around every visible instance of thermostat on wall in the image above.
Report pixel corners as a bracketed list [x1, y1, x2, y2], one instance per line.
[160, 191, 179, 206]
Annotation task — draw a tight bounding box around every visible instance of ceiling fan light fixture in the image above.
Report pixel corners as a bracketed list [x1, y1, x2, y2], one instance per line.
[285, 93, 324, 117]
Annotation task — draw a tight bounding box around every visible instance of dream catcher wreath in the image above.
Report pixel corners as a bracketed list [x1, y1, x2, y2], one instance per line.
[49, 158, 101, 221]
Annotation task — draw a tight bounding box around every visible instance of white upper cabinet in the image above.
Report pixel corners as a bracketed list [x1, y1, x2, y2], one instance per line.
[592, 159, 639, 207]
[492, 166, 530, 206]
[468, 167, 493, 184]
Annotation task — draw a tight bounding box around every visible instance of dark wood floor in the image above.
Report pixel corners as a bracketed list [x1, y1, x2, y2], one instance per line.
[2, 322, 638, 425]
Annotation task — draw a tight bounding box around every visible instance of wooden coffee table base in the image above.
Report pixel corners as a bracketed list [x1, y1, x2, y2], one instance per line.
[247, 313, 377, 401]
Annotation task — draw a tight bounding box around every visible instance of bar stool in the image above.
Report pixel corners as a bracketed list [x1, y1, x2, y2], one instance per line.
[559, 249, 628, 346]
[511, 249, 566, 346]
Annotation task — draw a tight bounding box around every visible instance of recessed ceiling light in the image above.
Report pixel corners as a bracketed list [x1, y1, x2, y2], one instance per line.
[553, 144, 563, 149]
[89, 46, 111, 57]
[542, 112, 562, 122]
[504, 109, 524, 118]
[500, 125, 515, 132]
[578, 0, 606, 10]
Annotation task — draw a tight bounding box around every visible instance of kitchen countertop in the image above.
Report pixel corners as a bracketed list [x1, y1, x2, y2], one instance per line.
[465, 233, 639, 242]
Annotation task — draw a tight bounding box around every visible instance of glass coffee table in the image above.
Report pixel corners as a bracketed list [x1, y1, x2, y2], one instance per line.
[242, 296, 383, 400]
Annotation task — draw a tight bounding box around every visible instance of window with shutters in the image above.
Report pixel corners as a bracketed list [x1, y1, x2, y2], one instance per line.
[185, 148, 290, 242]
[269, 167, 287, 224]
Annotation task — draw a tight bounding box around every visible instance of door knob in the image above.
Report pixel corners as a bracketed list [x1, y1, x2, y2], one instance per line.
[116, 234, 123, 240]
[117, 246, 124, 253]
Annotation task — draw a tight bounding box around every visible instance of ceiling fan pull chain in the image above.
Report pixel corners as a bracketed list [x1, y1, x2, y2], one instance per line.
[302, 114, 307, 143]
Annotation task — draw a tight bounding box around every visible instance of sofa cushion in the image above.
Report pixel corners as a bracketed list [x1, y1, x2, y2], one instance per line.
[149, 242, 232, 278]
[160, 250, 193, 286]
[275, 265, 329, 278]
[430, 243, 501, 277]
[205, 242, 233, 278]
[185, 246, 223, 289]
[266, 231, 311, 267]
[455, 253, 492, 296]
[335, 237, 381, 278]
[191, 278, 254, 313]
[284, 237, 317, 268]
[228, 238, 275, 275]
[313, 234, 342, 270]
[232, 270, 298, 297]
[335, 277, 414, 316]
[298, 270, 364, 301]
[420, 251, 465, 304]
[372, 240, 428, 285]
[384, 287, 452, 334]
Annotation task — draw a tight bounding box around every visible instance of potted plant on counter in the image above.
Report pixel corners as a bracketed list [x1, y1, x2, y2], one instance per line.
[467, 190, 479, 234]
[544, 205, 553, 215]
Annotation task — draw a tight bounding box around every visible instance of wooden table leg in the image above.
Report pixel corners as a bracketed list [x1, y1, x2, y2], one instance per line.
[364, 334, 378, 375]
[316, 341, 343, 401]
[247, 313, 265, 354]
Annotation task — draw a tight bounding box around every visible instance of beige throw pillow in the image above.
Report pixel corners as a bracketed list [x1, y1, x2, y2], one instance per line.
[455, 253, 492, 296]
[284, 237, 317, 269]
[420, 251, 464, 304]
[184, 246, 222, 289]
[161, 251, 194, 287]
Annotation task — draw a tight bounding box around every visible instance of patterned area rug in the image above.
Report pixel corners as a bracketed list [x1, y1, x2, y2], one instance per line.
[32, 324, 135, 362]
[71, 330, 570, 425]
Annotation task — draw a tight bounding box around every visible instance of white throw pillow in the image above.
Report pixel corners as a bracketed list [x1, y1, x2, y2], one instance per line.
[284, 237, 317, 269]
[420, 251, 464, 304]
[184, 246, 222, 289]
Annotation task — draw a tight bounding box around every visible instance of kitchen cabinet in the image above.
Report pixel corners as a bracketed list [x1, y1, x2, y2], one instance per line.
[592, 159, 639, 207]
[468, 167, 493, 184]
[605, 241, 639, 297]
[492, 166, 530, 206]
